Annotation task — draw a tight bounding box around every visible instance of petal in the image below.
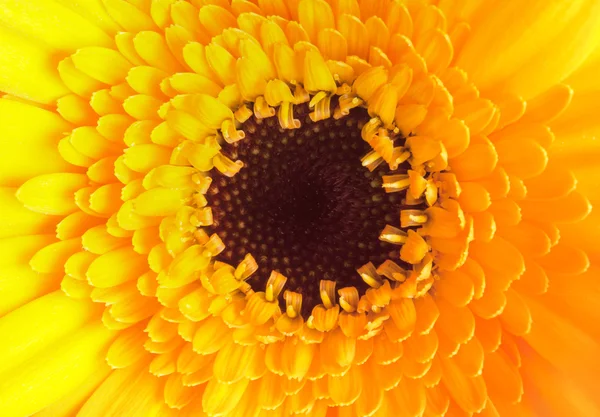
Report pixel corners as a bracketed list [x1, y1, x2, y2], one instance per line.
[523, 292, 600, 386]
[440, 355, 487, 413]
[202, 378, 249, 416]
[0, 265, 59, 316]
[106, 323, 147, 369]
[72, 47, 133, 85]
[86, 247, 149, 288]
[34, 362, 110, 417]
[0, 320, 115, 417]
[458, 0, 600, 99]
[30, 238, 81, 274]
[17, 173, 89, 216]
[0, 27, 68, 103]
[0, 187, 59, 238]
[0, 98, 77, 187]
[0, 291, 102, 377]
[78, 362, 173, 417]
[483, 349, 524, 405]
[0, 0, 113, 50]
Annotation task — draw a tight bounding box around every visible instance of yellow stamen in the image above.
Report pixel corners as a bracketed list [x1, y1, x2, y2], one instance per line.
[357, 262, 383, 288]
[234, 254, 258, 281]
[379, 225, 409, 244]
[338, 287, 359, 313]
[401, 209, 428, 228]
[265, 271, 287, 302]
[319, 280, 337, 309]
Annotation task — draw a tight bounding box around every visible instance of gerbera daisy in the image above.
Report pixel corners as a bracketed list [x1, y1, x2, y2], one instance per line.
[1, 0, 599, 416]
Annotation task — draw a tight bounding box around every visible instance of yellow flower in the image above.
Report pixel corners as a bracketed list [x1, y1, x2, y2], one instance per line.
[1, 0, 600, 416]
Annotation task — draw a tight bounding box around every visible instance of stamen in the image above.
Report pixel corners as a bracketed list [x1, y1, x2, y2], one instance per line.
[319, 280, 337, 309]
[401, 209, 428, 227]
[284, 290, 303, 318]
[275, 290, 304, 335]
[234, 253, 258, 280]
[221, 119, 246, 144]
[309, 94, 332, 122]
[376, 260, 408, 282]
[277, 102, 301, 129]
[192, 173, 212, 194]
[293, 84, 310, 103]
[193, 193, 208, 208]
[265, 271, 287, 302]
[357, 262, 383, 288]
[338, 287, 359, 313]
[253, 96, 276, 119]
[336, 94, 363, 118]
[234, 105, 253, 123]
[425, 180, 439, 206]
[213, 153, 244, 177]
[203, 233, 225, 257]
[361, 117, 383, 143]
[382, 174, 411, 193]
[190, 207, 213, 226]
[389, 147, 411, 170]
[193, 228, 210, 245]
[361, 150, 384, 172]
[379, 225, 409, 244]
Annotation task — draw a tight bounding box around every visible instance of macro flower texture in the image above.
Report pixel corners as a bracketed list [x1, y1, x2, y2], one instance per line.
[1, 0, 600, 416]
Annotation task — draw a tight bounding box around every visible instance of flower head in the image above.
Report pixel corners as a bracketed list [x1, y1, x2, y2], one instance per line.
[1, 0, 600, 416]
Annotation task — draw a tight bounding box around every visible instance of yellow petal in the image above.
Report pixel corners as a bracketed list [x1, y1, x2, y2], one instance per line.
[86, 247, 149, 288]
[34, 359, 111, 417]
[0, 0, 113, 50]
[133, 30, 180, 73]
[0, 27, 68, 103]
[192, 316, 230, 354]
[440, 355, 487, 413]
[298, 0, 335, 42]
[102, 0, 157, 32]
[29, 238, 81, 274]
[72, 47, 133, 85]
[328, 365, 362, 406]
[0, 291, 102, 377]
[0, 98, 76, 186]
[338, 14, 369, 58]
[457, 0, 600, 99]
[213, 341, 257, 383]
[202, 377, 249, 415]
[199, 4, 238, 37]
[0, 187, 59, 238]
[57, 94, 97, 125]
[17, 173, 89, 216]
[106, 323, 148, 369]
[78, 361, 173, 417]
[304, 49, 337, 93]
[123, 143, 172, 173]
[133, 187, 190, 216]
[0, 265, 59, 317]
[0, 320, 115, 417]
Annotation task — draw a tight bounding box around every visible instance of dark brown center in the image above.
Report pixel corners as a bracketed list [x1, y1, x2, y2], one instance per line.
[208, 103, 405, 313]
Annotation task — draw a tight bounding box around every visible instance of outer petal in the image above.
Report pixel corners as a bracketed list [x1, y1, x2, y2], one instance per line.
[0, 27, 68, 103]
[457, 0, 600, 99]
[0, 98, 78, 187]
[0, 321, 115, 417]
[0, 0, 114, 50]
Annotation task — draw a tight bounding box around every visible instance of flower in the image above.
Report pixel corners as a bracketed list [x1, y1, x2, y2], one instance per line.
[1, 0, 600, 416]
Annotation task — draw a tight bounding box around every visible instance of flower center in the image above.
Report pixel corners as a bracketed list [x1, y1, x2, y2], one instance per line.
[209, 102, 411, 312]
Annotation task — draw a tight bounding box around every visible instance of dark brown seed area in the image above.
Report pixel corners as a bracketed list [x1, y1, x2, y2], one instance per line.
[208, 103, 405, 313]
